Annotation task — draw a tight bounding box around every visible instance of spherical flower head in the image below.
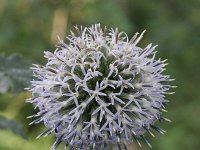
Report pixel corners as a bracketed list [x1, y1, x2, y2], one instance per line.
[27, 24, 175, 150]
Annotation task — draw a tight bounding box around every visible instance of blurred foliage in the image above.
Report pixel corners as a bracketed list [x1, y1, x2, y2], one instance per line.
[0, 115, 27, 139]
[0, 130, 55, 150]
[0, 0, 200, 150]
[0, 54, 32, 93]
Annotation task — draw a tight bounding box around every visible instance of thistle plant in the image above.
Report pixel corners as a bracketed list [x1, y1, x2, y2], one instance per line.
[27, 24, 175, 150]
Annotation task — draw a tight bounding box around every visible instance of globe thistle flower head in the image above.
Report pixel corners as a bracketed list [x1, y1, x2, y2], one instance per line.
[27, 24, 175, 150]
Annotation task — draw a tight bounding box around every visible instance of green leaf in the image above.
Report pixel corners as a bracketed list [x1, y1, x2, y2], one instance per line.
[0, 73, 12, 94]
[0, 115, 27, 139]
[0, 54, 32, 94]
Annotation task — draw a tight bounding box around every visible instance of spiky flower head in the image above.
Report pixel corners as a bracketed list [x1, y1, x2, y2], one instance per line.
[27, 24, 174, 150]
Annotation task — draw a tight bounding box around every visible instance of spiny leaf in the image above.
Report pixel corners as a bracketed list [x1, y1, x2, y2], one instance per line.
[0, 54, 32, 94]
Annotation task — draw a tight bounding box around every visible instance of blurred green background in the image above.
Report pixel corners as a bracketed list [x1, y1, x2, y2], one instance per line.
[0, 0, 200, 150]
